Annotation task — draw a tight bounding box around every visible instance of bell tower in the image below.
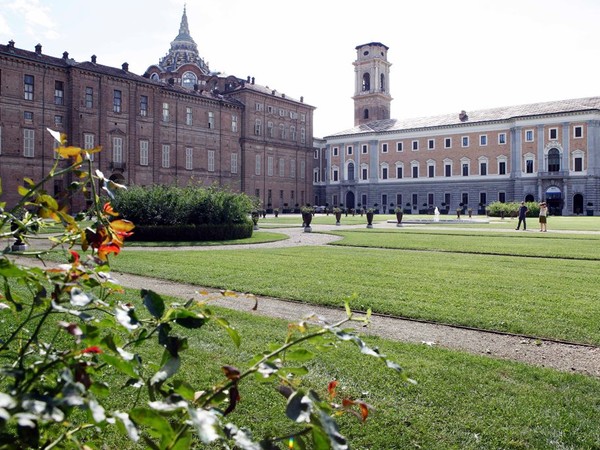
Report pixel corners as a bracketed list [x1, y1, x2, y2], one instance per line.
[352, 42, 392, 126]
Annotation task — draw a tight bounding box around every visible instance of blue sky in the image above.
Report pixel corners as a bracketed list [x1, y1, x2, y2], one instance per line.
[2, 0, 599, 137]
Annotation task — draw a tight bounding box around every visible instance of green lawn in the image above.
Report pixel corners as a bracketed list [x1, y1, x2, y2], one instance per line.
[7, 222, 600, 448]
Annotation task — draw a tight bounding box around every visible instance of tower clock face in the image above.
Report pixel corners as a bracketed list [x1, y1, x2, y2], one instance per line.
[182, 71, 197, 89]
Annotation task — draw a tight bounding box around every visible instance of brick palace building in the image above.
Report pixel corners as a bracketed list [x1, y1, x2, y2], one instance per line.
[0, 7, 315, 212]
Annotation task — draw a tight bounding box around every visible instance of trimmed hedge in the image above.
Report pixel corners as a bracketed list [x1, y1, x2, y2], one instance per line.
[127, 222, 253, 242]
[487, 201, 540, 217]
[112, 185, 256, 241]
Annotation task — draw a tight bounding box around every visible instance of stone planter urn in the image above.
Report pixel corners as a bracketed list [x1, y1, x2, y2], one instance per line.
[302, 212, 313, 232]
[395, 210, 403, 226]
[366, 211, 374, 228]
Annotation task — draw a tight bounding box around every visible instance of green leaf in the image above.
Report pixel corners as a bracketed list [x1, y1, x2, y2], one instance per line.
[164, 308, 207, 329]
[100, 354, 139, 378]
[2, 279, 22, 312]
[285, 349, 315, 362]
[215, 317, 240, 347]
[141, 289, 165, 319]
[150, 354, 180, 385]
[172, 380, 196, 401]
[0, 259, 28, 278]
[283, 366, 309, 376]
[130, 407, 175, 441]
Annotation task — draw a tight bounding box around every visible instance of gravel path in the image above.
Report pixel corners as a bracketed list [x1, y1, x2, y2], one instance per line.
[8, 220, 600, 378]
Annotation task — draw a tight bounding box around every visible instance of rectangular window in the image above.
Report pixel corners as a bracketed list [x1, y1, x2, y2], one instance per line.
[574, 157, 583, 171]
[280, 124, 286, 139]
[54, 81, 64, 105]
[428, 165, 434, 178]
[267, 121, 274, 138]
[255, 102, 264, 111]
[162, 103, 169, 122]
[526, 159, 534, 173]
[185, 147, 193, 170]
[290, 159, 296, 178]
[24, 75, 34, 100]
[445, 164, 451, 177]
[480, 162, 487, 175]
[314, 149, 319, 159]
[498, 133, 506, 144]
[268, 156, 274, 176]
[232, 115, 238, 132]
[480, 135, 487, 146]
[412, 166, 418, 178]
[54, 115, 63, 126]
[444, 193, 451, 206]
[428, 193, 434, 205]
[396, 142, 403, 152]
[525, 130, 534, 142]
[462, 163, 469, 176]
[23, 128, 35, 157]
[332, 169, 339, 182]
[113, 137, 123, 163]
[462, 193, 469, 206]
[381, 166, 388, 180]
[140, 95, 148, 116]
[480, 192, 487, 205]
[83, 133, 95, 161]
[462, 136, 469, 147]
[396, 166, 403, 178]
[332, 147, 339, 156]
[300, 127, 306, 144]
[412, 140, 419, 151]
[573, 126, 583, 138]
[499, 192, 506, 203]
[362, 144, 369, 154]
[208, 111, 215, 129]
[300, 160, 305, 179]
[161, 144, 170, 168]
[300, 113, 306, 122]
[279, 157, 285, 177]
[85, 87, 94, 108]
[186, 107, 193, 125]
[231, 153, 238, 174]
[549, 128, 558, 140]
[412, 193, 418, 206]
[255, 119, 262, 135]
[208, 150, 215, 172]
[396, 194, 402, 206]
[381, 143, 388, 153]
[255, 154, 261, 175]
[347, 145, 353, 155]
[113, 90, 122, 113]
[444, 137, 451, 148]
[362, 167, 368, 180]
[499, 161, 506, 175]
[24, 111, 33, 122]
[428, 139, 435, 150]
[139, 140, 149, 166]
[290, 126, 296, 141]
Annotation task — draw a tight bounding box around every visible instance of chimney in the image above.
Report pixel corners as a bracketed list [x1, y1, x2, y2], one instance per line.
[35, 44, 42, 55]
[8, 40, 15, 51]
[247, 76, 250, 82]
[122, 62, 129, 72]
[300, 96, 304, 103]
[251, 77, 255, 84]
[459, 110, 468, 122]
[91, 55, 97, 64]
[271, 90, 276, 95]
[282, 93, 285, 99]
[62, 51, 69, 60]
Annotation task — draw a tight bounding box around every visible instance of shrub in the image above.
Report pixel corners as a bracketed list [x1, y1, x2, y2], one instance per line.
[0, 130, 408, 448]
[487, 201, 540, 217]
[112, 185, 255, 240]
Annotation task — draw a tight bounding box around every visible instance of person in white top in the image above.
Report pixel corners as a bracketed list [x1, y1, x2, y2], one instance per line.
[538, 202, 548, 232]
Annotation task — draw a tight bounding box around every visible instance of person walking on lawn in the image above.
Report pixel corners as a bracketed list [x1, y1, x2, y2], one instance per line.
[515, 201, 528, 230]
[539, 201, 548, 232]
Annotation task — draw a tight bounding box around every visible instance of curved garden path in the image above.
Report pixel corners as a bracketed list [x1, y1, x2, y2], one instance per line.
[8, 219, 600, 377]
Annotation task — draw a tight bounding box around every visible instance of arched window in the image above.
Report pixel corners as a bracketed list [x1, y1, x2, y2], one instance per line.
[150, 73, 159, 80]
[347, 162, 355, 181]
[548, 148, 561, 172]
[380, 74, 385, 92]
[362, 73, 370, 91]
[182, 71, 197, 89]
